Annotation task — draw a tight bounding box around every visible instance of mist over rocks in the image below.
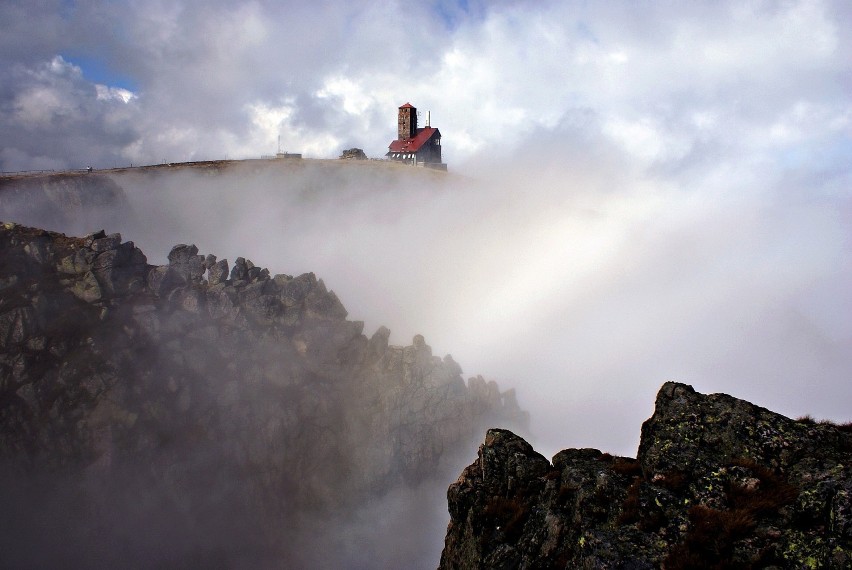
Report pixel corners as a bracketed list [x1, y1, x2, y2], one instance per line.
[439, 383, 852, 569]
[0, 173, 132, 236]
[4, 152, 849, 567]
[0, 222, 527, 568]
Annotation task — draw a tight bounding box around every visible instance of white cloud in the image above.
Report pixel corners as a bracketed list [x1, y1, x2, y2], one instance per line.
[2, 3, 851, 564]
[95, 85, 137, 103]
[602, 116, 691, 163]
[13, 86, 70, 127]
[1, 0, 851, 450]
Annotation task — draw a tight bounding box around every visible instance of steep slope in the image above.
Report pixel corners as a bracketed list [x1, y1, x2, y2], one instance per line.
[440, 382, 852, 569]
[0, 173, 131, 235]
[0, 222, 526, 568]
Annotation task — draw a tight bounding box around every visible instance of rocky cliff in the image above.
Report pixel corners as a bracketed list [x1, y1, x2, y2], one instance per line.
[0, 222, 527, 568]
[440, 382, 852, 569]
[0, 173, 131, 235]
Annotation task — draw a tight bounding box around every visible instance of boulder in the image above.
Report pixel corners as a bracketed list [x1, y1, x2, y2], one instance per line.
[439, 382, 852, 569]
[339, 148, 368, 160]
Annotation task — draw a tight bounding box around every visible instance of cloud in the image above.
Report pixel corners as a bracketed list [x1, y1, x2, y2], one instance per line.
[2, 0, 851, 456]
[0, 55, 139, 171]
[3, 1, 850, 169]
[2, 4, 851, 564]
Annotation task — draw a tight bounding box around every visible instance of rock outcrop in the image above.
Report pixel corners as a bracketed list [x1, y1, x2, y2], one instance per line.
[440, 382, 852, 569]
[339, 148, 368, 160]
[0, 222, 527, 567]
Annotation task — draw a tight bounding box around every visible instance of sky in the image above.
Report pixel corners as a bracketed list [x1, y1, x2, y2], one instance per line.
[2, 0, 852, 462]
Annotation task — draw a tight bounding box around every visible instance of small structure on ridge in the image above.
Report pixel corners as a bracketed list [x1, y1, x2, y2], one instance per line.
[386, 103, 447, 170]
[339, 148, 367, 160]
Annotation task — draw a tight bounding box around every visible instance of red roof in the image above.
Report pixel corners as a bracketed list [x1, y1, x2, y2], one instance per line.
[399, 102, 414, 108]
[388, 127, 440, 153]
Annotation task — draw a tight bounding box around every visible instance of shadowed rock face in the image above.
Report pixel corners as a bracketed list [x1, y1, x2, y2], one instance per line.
[440, 383, 852, 569]
[0, 222, 527, 568]
[0, 173, 131, 234]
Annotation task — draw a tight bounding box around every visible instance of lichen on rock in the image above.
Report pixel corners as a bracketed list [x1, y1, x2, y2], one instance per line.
[440, 382, 852, 569]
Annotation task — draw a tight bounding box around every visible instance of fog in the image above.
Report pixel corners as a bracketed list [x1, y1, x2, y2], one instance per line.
[2, 164, 508, 568]
[2, 0, 851, 566]
[3, 147, 848, 568]
[103, 153, 852, 461]
[3, 103, 852, 570]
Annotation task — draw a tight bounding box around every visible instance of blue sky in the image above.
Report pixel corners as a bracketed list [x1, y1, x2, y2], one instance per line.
[61, 54, 139, 91]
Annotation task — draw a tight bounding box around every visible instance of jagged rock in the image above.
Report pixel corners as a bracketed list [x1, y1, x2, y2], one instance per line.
[207, 257, 229, 285]
[0, 174, 131, 233]
[230, 256, 249, 283]
[0, 222, 527, 567]
[368, 325, 391, 362]
[167, 243, 205, 284]
[439, 382, 852, 569]
[339, 148, 368, 160]
[90, 232, 122, 252]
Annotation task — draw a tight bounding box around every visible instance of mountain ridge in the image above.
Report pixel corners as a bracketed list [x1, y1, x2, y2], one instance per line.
[0, 221, 525, 567]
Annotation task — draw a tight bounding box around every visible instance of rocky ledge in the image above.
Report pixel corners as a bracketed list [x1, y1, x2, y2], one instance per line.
[0, 222, 527, 567]
[440, 382, 852, 569]
[0, 173, 130, 233]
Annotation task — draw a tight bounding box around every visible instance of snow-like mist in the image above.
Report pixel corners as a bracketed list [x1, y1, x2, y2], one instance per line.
[2, 1, 850, 567]
[3, 147, 850, 568]
[89, 154, 852, 459]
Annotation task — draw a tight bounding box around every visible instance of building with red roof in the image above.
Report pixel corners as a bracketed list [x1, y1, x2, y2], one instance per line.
[386, 103, 446, 170]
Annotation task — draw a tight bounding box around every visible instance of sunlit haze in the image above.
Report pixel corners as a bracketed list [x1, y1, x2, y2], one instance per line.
[2, 0, 851, 462]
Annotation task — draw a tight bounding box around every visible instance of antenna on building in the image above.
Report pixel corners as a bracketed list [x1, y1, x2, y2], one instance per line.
[426, 111, 431, 127]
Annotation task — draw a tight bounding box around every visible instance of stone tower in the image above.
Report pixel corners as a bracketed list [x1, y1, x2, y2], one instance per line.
[398, 103, 417, 140]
